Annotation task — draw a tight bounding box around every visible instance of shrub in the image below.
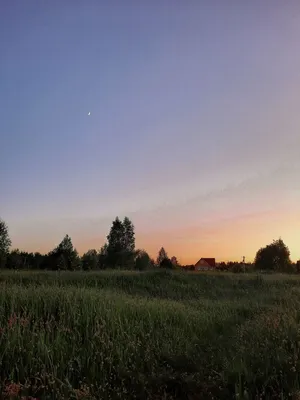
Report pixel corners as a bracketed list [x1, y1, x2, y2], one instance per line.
[255, 238, 291, 271]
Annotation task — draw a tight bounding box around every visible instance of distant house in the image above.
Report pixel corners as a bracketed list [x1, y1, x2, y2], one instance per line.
[194, 258, 216, 271]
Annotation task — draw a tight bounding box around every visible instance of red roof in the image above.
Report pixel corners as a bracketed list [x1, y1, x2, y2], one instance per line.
[195, 258, 216, 267]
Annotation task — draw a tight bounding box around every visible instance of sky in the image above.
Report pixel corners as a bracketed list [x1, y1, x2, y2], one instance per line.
[1, 1, 300, 263]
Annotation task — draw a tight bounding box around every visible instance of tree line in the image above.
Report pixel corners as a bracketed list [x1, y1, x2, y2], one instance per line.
[0, 217, 299, 272]
[0, 217, 178, 271]
[214, 238, 299, 273]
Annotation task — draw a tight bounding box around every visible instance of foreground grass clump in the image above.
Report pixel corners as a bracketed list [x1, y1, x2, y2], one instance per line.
[1, 271, 300, 399]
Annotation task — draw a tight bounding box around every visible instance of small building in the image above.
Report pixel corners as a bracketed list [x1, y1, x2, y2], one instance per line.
[194, 258, 216, 271]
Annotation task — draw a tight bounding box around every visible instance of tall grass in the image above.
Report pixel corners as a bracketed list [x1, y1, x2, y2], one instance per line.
[0, 270, 300, 399]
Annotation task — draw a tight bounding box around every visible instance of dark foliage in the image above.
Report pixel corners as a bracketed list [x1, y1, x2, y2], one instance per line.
[106, 217, 136, 268]
[81, 249, 99, 271]
[157, 247, 168, 266]
[255, 238, 291, 271]
[135, 250, 152, 270]
[0, 219, 11, 268]
[160, 257, 173, 269]
[46, 235, 81, 271]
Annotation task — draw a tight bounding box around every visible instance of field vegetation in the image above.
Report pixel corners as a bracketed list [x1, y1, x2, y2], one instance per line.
[1, 270, 300, 399]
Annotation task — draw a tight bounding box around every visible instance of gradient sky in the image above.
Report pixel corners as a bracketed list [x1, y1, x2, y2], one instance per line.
[1, 1, 300, 263]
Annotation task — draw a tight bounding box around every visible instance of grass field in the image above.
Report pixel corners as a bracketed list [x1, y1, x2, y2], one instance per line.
[1, 270, 300, 399]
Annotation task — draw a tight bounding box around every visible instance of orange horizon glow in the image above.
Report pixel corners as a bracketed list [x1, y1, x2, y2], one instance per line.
[9, 205, 300, 265]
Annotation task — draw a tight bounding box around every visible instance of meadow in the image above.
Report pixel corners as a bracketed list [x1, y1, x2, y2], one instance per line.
[1, 270, 300, 399]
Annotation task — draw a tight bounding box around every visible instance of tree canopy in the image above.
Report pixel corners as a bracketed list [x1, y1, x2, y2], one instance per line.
[81, 249, 99, 271]
[157, 247, 168, 266]
[106, 217, 135, 268]
[0, 218, 11, 268]
[135, 250, 152, 270]
[254, 238, 291, 271]
[156, 247, 174, 268]
[47, 234, 81, 270]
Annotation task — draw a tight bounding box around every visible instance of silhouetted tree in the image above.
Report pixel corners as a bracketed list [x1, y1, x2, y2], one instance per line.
[121, 217, 135, 268]
[123, 217, 135, 252]
[47, 234, 81, 270]
[182, 264, 195, 271]
[255, 238, 291, 271]
[106, 216, 136, 268]
[150, 258, 156, 267]
[19, 251, 33, 269]
[296, 260, 300, 274]
[6, 249, 23, 269]
[106, 217, 126, 268]
[32, 252, 46, 270]
[160, 257, 173, 269]
[157, 247, 168, 266]
[156, 247, 174, 268]
[0, 218, 11, 268]
[229, 262, 244, 273]
[82, 249, 99, 271]
[170, 256, 179, 267]
[98, 244, 108, 269]
[135, 249, 152, 270]
[217, 262, 228, 271]
[6, 250, 44, 270]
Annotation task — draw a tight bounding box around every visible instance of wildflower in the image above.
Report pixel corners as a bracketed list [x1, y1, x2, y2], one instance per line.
[8, 313, 18, 328]
[4, 382, 21, 397]
[19, 317, 29, 327]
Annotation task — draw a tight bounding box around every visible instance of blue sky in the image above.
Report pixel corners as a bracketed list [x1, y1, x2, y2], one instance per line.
[1, 1, 300, 262]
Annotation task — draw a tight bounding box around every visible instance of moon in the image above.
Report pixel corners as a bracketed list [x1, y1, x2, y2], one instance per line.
[88, 112, 91, 116]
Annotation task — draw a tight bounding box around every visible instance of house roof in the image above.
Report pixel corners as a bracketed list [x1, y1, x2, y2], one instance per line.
[195, 258, 216, 267]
